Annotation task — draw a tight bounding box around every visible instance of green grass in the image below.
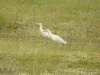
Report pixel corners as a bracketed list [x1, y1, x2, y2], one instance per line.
[0, 0, 100, 75]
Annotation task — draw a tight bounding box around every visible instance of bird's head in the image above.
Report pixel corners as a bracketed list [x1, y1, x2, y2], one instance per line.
[36, 23, 42, 25]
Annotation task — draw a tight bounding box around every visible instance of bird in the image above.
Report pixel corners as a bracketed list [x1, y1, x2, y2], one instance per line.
[46, 29, 67, 44]
[37, 23, 67, 44]
[37, 23, 52, 39]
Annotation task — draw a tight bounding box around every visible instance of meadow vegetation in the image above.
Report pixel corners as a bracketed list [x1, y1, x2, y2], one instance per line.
[0, 0, 100, 75]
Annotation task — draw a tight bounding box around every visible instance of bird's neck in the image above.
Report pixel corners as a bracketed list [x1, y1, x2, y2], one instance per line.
[39, 24, 43, 32]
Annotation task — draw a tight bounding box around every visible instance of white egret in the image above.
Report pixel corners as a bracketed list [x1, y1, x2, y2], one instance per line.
[37, 23, 67, 44]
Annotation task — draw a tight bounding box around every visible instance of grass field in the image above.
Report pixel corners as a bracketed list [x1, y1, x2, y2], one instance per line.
[0, 0, 100, 75]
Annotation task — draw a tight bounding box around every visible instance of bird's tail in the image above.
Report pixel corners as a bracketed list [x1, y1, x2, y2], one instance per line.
[63, 41, 67, 44]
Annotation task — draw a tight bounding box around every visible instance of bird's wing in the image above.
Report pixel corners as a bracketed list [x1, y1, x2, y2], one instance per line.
[46, 29, 52, 33]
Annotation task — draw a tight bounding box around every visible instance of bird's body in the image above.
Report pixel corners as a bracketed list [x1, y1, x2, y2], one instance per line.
[47, 29, 67, 44]
[40, 31, 52, 39]
[51, 34, 66, 44]
[37, 23, 67, 44]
